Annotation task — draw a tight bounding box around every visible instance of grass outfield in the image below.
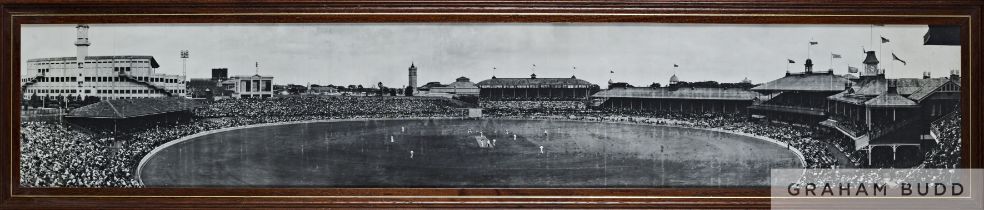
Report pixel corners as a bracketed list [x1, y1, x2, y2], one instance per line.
[139, 119, 801, 187]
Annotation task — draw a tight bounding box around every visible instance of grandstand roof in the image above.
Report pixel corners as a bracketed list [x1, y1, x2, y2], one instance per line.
[828, 77, 956, 106]
[751, 71, 853, 92]
[864, 92, 918, 108]
[839, 77, 951, 98]
[476, 77, 595, 87]
[27, 55, 160, 68]
[66, 97, 202, 119]
[443, 77, 479, 88]
[592, 87, 759, 101]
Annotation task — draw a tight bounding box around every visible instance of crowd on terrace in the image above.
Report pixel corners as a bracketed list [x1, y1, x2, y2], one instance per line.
[922, 111, 962, 168]
[19, 96, 961, 187]
[489, 107, 841, 168]
[480, 100, 587, 114]
[20, 96, 468, 187]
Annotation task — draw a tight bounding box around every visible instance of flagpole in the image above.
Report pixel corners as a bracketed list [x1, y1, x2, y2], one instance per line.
[807, 41, 811, 59]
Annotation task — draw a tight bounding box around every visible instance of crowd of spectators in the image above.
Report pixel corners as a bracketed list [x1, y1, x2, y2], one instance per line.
[21, 95, 961, 187]
[480, 100, 586, 115]
[490, 108, 842, 168]
[197, 95, 468, 118]
[20, 96, 469, 187]
[922, 110, 961, 168]
[827, 115, 867, 137]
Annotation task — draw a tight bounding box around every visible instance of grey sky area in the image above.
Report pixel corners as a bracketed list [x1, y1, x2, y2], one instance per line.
[21, 23, 960, 87]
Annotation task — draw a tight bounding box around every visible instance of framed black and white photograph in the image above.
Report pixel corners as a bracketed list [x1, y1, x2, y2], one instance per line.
[1, 0, 980, 209]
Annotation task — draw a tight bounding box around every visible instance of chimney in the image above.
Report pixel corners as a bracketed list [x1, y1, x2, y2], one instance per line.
[950, 69, 960, 80]
[844, 82, 852, 90]
[530, 73, 537, 79]
[923, 72, 932, 79]
[887, 80, 898, 94]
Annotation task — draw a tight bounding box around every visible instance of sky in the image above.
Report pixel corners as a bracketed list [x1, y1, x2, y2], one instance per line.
[21, 23, 961, 87]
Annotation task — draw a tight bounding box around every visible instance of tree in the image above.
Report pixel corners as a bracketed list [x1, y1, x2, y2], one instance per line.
[649, 82, 662, 88]
[389, 89, 397, 96]
[29, 93, 40, 108]
[66, 94, 78, 108]
[404, 86, 414, 96]
[55, 94, 65, 108]
[82, 96, 101, 106]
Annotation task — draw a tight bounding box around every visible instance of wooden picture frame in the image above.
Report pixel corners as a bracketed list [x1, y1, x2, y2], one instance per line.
[1, 0, 980, 209]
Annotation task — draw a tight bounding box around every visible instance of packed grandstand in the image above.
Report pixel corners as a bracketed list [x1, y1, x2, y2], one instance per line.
[20, 93, 962, 187]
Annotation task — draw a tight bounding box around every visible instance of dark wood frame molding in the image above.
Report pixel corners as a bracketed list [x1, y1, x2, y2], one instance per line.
[1, 0, 981, 209]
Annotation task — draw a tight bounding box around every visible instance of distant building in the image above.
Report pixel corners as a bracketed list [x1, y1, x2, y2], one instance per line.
[308, 86, 339, 95]
[592, 86, 760, 113]
[477, 74, 597, 101]
[21, 25, 187, 100]
[230, 75, 274, 99]
[669, 74, 680, 86]
[428, 77, 479, 96]
[186, 78, 219, 100]
[748, 58, 854, 124]
[186, 68, 259, 100]
[822, 52, 960, 167]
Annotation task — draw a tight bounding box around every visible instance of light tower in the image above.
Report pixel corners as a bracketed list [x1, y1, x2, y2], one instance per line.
[74, 24, 91, 65]
[180, 50, 189, 81]
[408, 62, 417, 95]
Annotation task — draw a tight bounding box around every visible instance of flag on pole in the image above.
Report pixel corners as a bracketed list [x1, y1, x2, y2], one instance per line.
[881, 37, 890, 43]
[831, 53, 842, 58]
[848, 66, 859, 73]
[892, 53, 907, 65]
[787, 59, 795, 63]
[809, 41, 819, 45]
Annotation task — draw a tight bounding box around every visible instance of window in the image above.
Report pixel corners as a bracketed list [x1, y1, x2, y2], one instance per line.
[85, 90, 90, 94]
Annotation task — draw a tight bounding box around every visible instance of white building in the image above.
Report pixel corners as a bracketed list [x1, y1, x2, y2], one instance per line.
[230, 75, 274, 99]
[21, 25, 186, 100]
[427, 76, 480, 96]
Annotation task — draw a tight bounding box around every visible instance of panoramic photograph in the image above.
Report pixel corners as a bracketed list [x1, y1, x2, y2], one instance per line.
[18, 23, 961, 188]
